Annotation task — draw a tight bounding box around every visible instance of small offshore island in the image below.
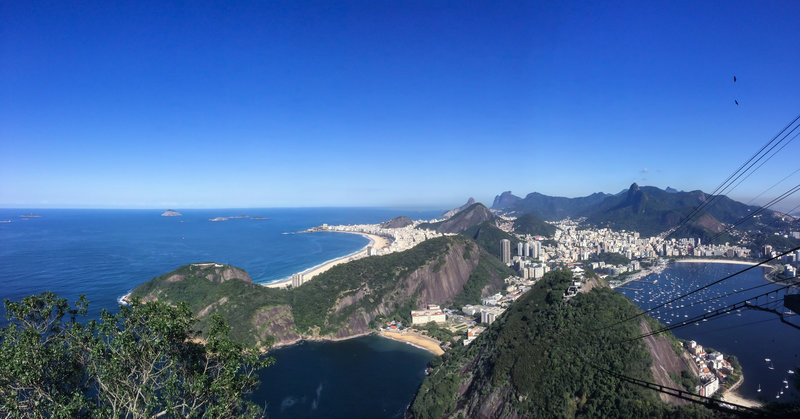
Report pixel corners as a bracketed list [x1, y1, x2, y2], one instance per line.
[126, 187, 800, 417]
[160, 209, 182, 216]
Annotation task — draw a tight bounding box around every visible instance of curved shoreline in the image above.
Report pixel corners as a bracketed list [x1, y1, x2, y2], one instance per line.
[672, 258, 759, 266]
[264, 231, 390, 289]
[377, 330, 444, 356]
[722, 374, 762, 408]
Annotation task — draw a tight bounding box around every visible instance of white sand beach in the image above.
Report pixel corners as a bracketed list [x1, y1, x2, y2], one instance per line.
[378, 330, 444, 356]
[265, 231, 390, 288]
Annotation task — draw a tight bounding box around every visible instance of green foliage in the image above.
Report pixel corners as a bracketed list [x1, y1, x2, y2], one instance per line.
[461, 221, 517, 261]
[409, 271, 722, 418]
[130, 264, 289, 346]
[0, 293, 270, 418]
[417, 322, 457, 343]
[670, 370, 699, 392]
[512, 213, 557, 237]
[451, 252, 515, 308]
[424, 203, 494, 234]
[128, 236, 510, 345]
[289, 237, 459, 335]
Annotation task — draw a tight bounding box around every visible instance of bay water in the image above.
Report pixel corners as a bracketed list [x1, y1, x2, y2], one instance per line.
[617, 262, 800, 403]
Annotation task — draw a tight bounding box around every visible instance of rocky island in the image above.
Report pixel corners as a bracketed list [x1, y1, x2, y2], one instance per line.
[160, 209, 182, 216]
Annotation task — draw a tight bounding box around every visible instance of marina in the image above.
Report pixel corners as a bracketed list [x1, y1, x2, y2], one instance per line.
[617, 262, 800, 403]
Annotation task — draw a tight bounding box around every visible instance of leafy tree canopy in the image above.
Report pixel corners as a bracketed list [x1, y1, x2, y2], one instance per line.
[0, 292, 271, 418]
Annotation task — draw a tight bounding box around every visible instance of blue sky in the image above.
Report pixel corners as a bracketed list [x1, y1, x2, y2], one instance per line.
[2, 1, 799, 210]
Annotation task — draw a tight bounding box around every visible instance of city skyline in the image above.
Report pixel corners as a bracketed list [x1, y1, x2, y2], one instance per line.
[2, 1, 799, 210]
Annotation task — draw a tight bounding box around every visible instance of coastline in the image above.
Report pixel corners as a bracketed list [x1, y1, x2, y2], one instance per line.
[610, 263, 667, 289]
[377, 330, 444, 356]
[264, 231, 391, 289]
[722, 374, 762, 408]
[673, 258, 759, 266]
[264, 330, 442, 357]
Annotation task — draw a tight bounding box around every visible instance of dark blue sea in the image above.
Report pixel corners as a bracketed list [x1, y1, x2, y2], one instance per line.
[618, 262, 800, 403]
[0, 207, 437, 417]
[4, 209, 798, 412]
[0, 208, 440, 318]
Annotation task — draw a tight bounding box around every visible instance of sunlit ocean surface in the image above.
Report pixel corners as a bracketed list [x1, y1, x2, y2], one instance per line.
[0, 208, 439, 319]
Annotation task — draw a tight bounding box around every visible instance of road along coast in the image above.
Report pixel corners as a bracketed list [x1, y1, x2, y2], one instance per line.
[265, 231, 390, 289]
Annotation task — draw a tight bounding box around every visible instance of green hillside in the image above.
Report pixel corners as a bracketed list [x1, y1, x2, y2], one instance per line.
[419, 203, 495, 234]
[461, 221, 518, 260]
[409, 270, 722, 418]
[512, 213, 557, 237]
[129, 236, 512, 346]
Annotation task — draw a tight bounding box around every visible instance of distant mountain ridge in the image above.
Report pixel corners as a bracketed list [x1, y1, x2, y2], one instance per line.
[491, 191, 521, 210]
[490, 183, 787, 238]
[442, 197, 476, 219]
[421, 203, 496, 234]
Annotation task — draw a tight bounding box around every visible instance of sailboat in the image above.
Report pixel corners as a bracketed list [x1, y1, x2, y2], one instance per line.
[757, 384, 761, 392]
[769, 362, 775, 370]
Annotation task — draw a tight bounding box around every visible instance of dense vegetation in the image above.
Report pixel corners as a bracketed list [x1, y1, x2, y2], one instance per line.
[409, 269, 724, 418]
[130, 264, 289, 345]
[504, 191, 612, 219]
[130, 236, 510, 345]
[512, 213, 557, 237]
[461, 221, 518, 260]
[0, 293, 269, 418]
[289, 236, 459, 335]
[451, 251, 516, 308]
[418, 203, 496, 234]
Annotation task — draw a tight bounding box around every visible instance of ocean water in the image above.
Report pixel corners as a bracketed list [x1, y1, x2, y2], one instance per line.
[0, 208, 440, 319]
[252, 336, 432, 418]
[0, 207, 439, 418]
[617, 262, 800, 403]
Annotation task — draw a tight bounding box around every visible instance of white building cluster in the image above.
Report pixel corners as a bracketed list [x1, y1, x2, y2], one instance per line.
[546, 219, 752, 267]
[684, 340, 734, 398]
[313, 221, 446, 255]
[411, 304, 447, 325]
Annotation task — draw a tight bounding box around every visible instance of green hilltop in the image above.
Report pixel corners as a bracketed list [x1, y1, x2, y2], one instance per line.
[129, 236, 515, 347]
[512, 212, 557, 237]
[410, 270, 726, 418]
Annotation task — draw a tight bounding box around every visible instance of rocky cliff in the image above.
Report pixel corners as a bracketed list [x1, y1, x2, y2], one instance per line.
[491, 191, 521, 210]
[320, 237, 506, 339]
